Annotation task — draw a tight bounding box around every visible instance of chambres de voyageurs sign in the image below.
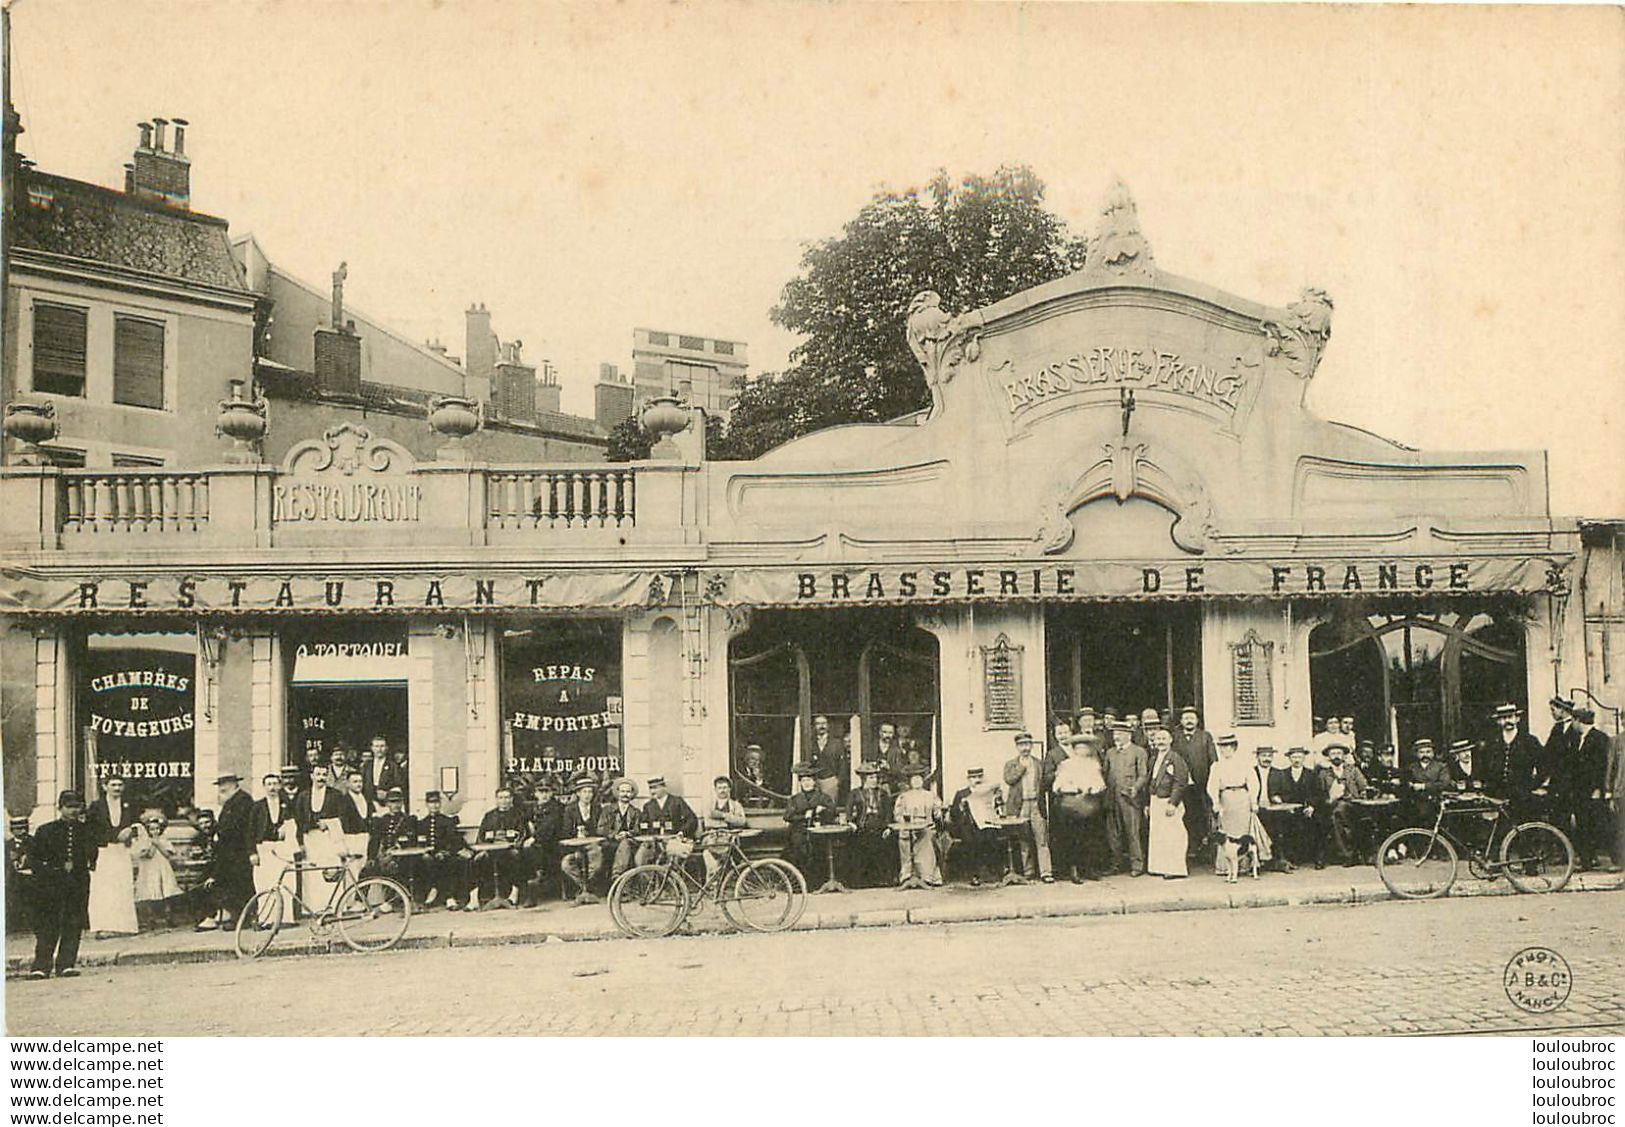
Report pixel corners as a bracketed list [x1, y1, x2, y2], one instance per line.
[502, 631, 623, 778]
[81, 648, 197, 805]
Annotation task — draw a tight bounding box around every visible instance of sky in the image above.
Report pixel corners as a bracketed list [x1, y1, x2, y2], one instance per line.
[8, 1, 1622, 515]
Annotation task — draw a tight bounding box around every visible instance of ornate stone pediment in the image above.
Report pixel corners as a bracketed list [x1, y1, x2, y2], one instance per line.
[1035, 441, 1217, 555]
[281, 423, 416, 477]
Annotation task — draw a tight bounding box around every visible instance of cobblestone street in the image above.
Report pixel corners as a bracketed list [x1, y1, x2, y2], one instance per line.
[8, 889, 1621, 1037]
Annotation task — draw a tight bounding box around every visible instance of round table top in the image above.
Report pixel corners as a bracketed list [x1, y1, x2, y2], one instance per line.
[809, 823, 855, 835]
[1350, 796, 1399, 806]
[559, 836, 604, 848]
[389, 846, 430, 856]
[470, 841, 515, 852]
[704, 827, 760, 839]
[1259, 802, 1304, 812]
[890, 821, 937, 832]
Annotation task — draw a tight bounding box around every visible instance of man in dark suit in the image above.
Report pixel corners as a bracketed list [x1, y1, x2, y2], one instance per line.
[86, 776, 138, 850]
[595, 779, 645, 884]
[375, 740, 410, 806]
[294, 765, 351, 834]
[811, 715, 849, 803]
[783, 763, 836, 876]
[521, 779, 566, 905]
[26, 791, 95, 980]
[416, 791, 471, 909]
[248, 772, 294, 849]
[1560, 707, 1612, 870]
[1268, 746, 1327, 868]
[471, 786, 529, 910]
[369, 787, 418, 884]
[1171, 706, 1219, 864]
[560, 775, 606, 903]
[211, 774, 256, 923]
[1544, 696, 1577, 766]
[7, 815, 35, 933]
[1479, 703, 1548, 820]
[948, 767, 1001, 885]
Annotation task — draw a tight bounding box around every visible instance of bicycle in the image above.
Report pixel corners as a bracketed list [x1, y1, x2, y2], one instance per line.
[607, 828, 807, 938]
[1374, 791, 1574, 900]
[234, 849, 413, 958]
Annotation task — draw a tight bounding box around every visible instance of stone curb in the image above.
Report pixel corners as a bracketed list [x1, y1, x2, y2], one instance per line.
[9, 874, 1619, 976]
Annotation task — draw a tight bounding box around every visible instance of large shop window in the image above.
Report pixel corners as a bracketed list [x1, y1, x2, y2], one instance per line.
[284, 622, 410, 791]
[80, 632, 197, 811]
[728, 610, 940, 807]
[1309, 607, 1528, 765]
[501, 619, 623, 787]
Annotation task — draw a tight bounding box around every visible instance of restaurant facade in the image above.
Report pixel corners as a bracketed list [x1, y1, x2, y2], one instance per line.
[2, 195, 1604, 826]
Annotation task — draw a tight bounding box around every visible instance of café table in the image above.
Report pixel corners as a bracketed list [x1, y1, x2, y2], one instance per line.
[470, 839, 520, 908]
[890, 820, 938, 890]
[807, 822, 856, 893]
[558, 836, 606, 904]
[995, 816, 1030, 886]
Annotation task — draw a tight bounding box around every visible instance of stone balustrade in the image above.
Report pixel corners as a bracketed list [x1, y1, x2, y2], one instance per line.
[61, 471, 211, 536]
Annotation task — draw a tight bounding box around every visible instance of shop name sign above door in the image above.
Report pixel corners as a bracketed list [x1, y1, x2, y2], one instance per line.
[994, 345, 1254, 418]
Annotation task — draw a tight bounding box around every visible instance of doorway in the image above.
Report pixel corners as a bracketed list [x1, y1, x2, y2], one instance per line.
[288, 683, 408, 784]
[1045, 603, 1202, 722]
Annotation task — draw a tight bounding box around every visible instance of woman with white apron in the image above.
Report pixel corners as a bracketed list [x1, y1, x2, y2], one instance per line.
[86, 780, 139, 936]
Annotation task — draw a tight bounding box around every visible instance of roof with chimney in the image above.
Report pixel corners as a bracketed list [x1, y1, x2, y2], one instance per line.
[10, 167, 247, 293]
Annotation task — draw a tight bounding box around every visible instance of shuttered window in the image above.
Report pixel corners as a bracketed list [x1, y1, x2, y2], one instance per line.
[113, 316, 166, 409]
[31, 302, 88, 397]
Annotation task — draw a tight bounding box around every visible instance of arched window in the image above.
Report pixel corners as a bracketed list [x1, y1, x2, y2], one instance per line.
[728, 610, 941, 809]
[1309, 608, 1527, 764]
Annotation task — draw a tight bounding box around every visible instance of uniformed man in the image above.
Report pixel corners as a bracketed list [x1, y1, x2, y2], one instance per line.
[470, 786, 528, 911]
[596, 779, 645, 881]
[783, 763, 836, 876]
[846, 762, 893, 888]
[415, 791, 471, 910]
[1102, 720, 1148, 877]
[26, 791, 95, 980]
[637, 776, 699, 867]
[370, 788, 418, 888]
[7, 814, 35, 933]
[522, 779, 566, 905]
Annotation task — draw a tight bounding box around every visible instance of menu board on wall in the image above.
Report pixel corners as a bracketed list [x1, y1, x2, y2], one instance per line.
[81, 647, 197, 808]
[1230, 630, 1274, 725]
[980, 633, 1024, 730]
[502, 626, 622, 780]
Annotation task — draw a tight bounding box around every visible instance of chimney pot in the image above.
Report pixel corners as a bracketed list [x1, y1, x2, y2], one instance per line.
[152, 118, 169, 153]
[171, 118, 188, 156]
[123, 163, 135, 192]
[138, 122, 152, 150]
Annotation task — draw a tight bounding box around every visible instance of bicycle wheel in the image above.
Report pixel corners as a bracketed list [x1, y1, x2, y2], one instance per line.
[1501, 822, 1574, 894]
[1375, 828, 1459, 900]
[234, 889, 284, 960]
[729, 858, 803, 933]
[333, 877, 412, 952]
[610, 865, 690, 938]
[755, 858, 808, 929]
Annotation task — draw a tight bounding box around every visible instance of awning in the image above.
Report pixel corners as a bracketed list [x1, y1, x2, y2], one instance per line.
[0, 569, 660, 616]
[708, 555, 1568, 607]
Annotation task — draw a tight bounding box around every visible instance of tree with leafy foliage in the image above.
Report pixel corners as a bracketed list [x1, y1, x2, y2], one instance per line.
[718, 165, 1088, 460]
[605, 415, 652, 462]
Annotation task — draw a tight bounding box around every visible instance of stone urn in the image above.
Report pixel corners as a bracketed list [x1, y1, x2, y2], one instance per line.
[3, 398, 58, 465]
[428, 395, 482, 461]
[215, 379, 268, 464]
[639, 394, 690, 458]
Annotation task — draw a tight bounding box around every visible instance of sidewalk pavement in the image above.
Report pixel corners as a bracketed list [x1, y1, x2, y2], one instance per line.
[8, 865, 1622, 974]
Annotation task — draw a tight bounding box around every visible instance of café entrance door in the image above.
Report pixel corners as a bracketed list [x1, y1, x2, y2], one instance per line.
[1045, 603, 1202, 724]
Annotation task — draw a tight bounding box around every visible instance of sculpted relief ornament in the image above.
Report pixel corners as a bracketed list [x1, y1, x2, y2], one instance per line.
[1035, 441, 1217, 556]
[906, 291, 985, 420]
[1082, 178, 1156, 282]
[1262, 287, 1334, 404]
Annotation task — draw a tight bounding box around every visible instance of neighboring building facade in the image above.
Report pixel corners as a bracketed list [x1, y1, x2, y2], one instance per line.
[631, 327, 748, 419]
[2, 187, 1617, 831]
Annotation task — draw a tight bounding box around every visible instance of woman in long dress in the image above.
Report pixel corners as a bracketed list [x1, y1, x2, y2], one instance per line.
[131, 811, 182, 929]
[87, 822, 138, 938]
[1206, 735, 1260, 884]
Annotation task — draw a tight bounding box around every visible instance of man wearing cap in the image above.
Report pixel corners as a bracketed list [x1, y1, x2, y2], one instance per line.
[26, 791, 95, 979]
[1002, 731, 1054, 882]
[561, 775, 606, 902]
[1102, 720, 1148, 877]
[1480, 704, 1548, 820]
[522, 779, 567, 904]
[417, 791, 471, 910]
[211, 774, 256, 924]
[949, 766, 1001, 885]
[1559, 707, 1612, 871]
[1545, 697, 1577, 766]
[1267, 747, 1328, 868]
[639, 777, 698, 860]
[783, 764, 836, 877]
[1171, 706, 1218, 865]
[6, 815, 35, 932]
[847, 762, 894, 887]
[469, 787, 528, 910]
[369, 788, 418, 887]
[596, 779, 645, 883]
